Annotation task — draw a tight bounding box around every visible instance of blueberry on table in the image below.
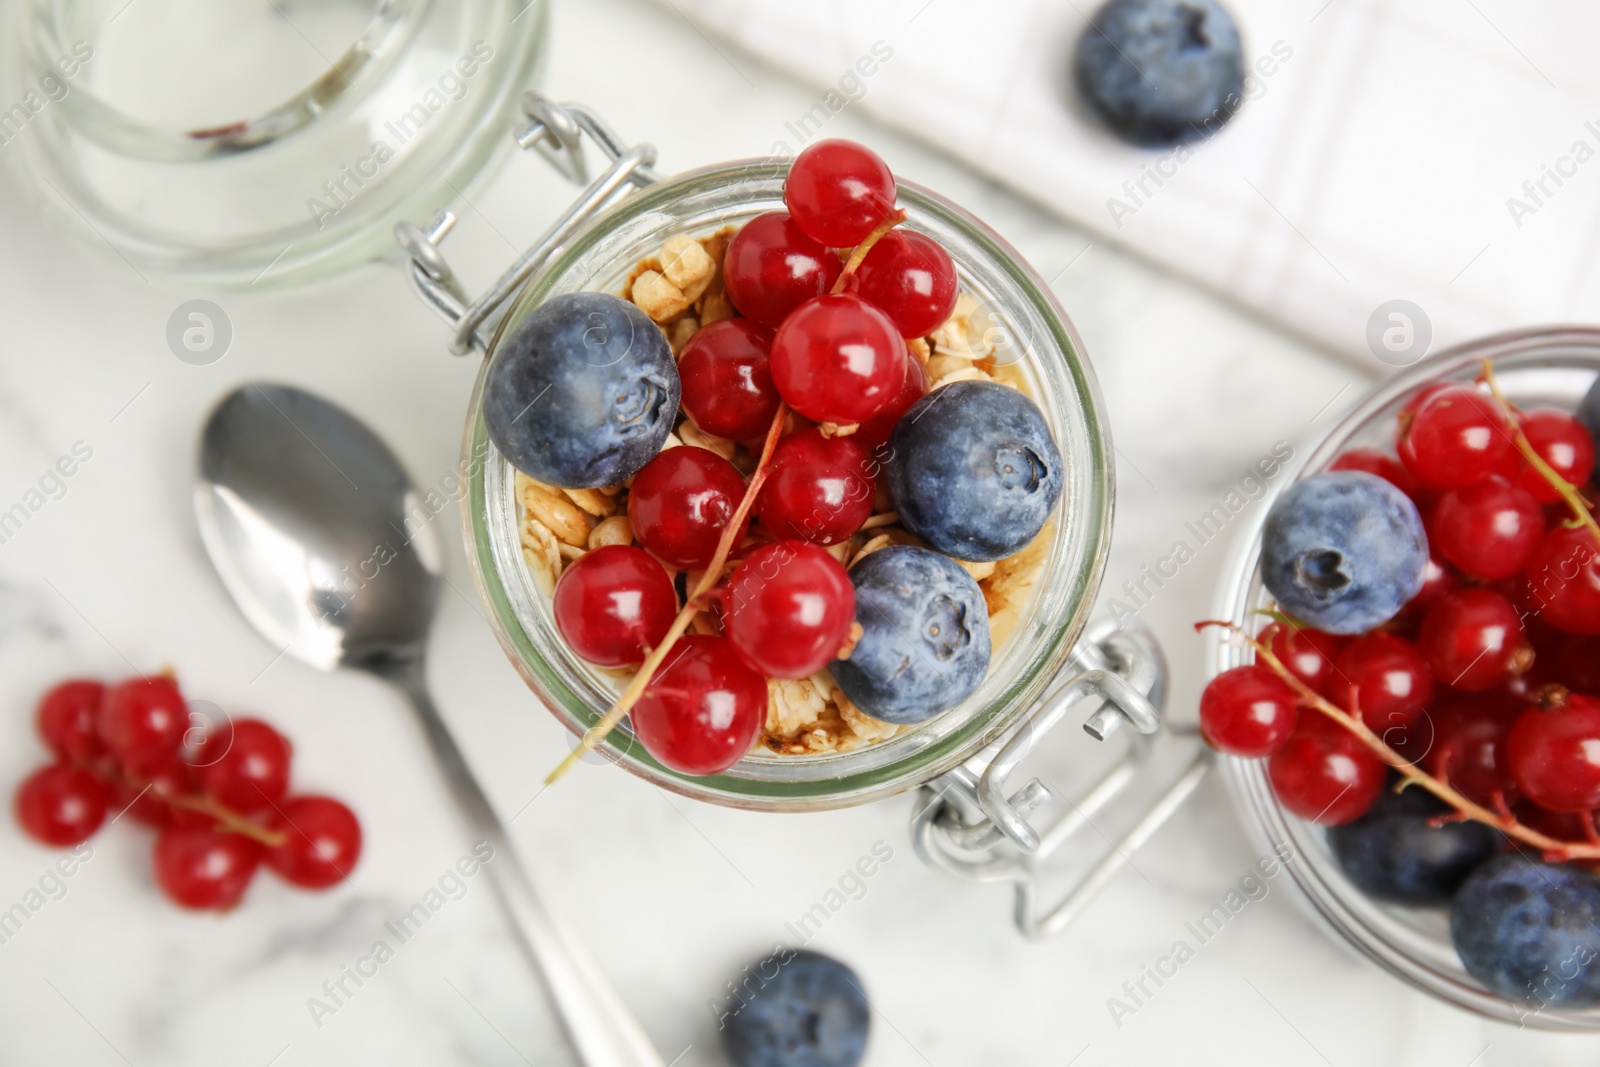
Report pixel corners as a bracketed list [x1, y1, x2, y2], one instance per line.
[483, 292, 680, 489]
[1450, 855, 1600, 1009]
[1328, 781, 1496, 905]
[1073, 0, 1245, 147]
[832, 546, 991, 725]
[885, 380, 1063, 562]
[722, 950, 869, 1067]
[1260, 471, 1428, 635]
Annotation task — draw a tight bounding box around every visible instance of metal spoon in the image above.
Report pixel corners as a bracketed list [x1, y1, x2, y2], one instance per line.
[194, 382, 663, 1067]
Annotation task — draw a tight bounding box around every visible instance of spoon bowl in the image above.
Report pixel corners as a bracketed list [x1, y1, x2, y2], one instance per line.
[195, 383, 443, 673]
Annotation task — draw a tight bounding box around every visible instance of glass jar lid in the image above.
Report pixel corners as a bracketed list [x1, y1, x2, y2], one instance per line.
[0, 0, 546, 285]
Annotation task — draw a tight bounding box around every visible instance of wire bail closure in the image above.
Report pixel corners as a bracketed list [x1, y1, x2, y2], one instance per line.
[913, 619, 1210, 939]
[395, 93, 661, 356]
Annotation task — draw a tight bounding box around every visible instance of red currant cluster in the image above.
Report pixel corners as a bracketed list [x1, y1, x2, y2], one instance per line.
[15, 674, 361, 910]
[550, 139, 962, 778]
[1201, 373, 1600, 844]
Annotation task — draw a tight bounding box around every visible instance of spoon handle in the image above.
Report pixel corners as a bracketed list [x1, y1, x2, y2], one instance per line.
[389, 663, 666, 1067]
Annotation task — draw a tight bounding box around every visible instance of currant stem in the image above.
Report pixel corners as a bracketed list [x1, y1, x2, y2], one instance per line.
[1199, 619, 1600, 860]
[830, 211, 908, 295]
[546, 403, 792, 785]
[147, 787, 288, 848]
[1480, 358, 1600, 544]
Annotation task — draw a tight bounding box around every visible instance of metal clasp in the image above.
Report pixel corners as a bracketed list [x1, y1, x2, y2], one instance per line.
[394, 93, 661, 355]
[912, 620, 1211, 939]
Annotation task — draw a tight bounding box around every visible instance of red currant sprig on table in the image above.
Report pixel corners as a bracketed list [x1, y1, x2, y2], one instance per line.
[14, 672, 362, 910]
[547, 139, 962, 782]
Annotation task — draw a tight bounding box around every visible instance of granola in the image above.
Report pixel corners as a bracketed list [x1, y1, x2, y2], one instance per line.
[515, 227, 1050, 756]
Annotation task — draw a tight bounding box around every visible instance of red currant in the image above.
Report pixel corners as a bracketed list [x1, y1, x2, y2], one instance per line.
[1267, 714, 1387, 825]
[264, 795, 362, 888]
[1419, 587, 1532, 692]
[678, 319, 781, 441]
[1528, 631, 1600, 696]
[1511, 800, 1593, 843]
[153, 827, 259, 909]
[1430, 476, 1544, 580]
[15, 765, 108, 846]
[755, 429, 875, 545]
[1407, 550, 1459, 614]
[632, 635, 766, 775]
[1333, 632, 1435, 735]
[1259, 622, 1345, 699]
[1517, 408, 1596, 504]
[723, 212, 842, 329]
[197, 719, 292, 813]
[117, 752, 201, 828]
[1397, 383, 1517, 490]
[37, 680, 106, 765]
[851, 347, 930, 457]
[1523, 526, 1600, 635]
[628, 447, 749, 571]
[100, 675, 188, 773]
[1506, 691, 1600, 812]
[721, 541, 855, 679]
[769, 294, 907, 425]
[784, 139, 897, 247]
[1199, 665, 1298, 758]
[1399, 382, 1456, 421]
[1427, 693, 1520, 807]
[553, 545, 678, 667]
[848, 230, 958, 339]
[1329, 448, 1417, 500]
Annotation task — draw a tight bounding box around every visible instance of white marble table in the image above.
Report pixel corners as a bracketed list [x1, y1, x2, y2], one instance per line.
[0, 1, 1592, 1064]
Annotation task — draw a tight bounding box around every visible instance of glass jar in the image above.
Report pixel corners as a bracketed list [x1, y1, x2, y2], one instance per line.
[460, 157, 1118, 809]
[0, 0, 546, 285]
[1207, 327, 1600, 1029]
[395, 96, 1194, 936]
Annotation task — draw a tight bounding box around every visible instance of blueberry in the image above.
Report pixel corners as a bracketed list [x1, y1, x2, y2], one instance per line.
[1579, 376, 1600, 470]
[1073, 0, 1246, 147]
[483, 292, 679, 489]
[721, 950, 869, 1067]
[1260, 471, 1428, 635]
[885, 381, 1064, 562]
[832, 546, 991, 725]
[1328, 780, 1497, 905]
[1450, 855, 1600, 1009]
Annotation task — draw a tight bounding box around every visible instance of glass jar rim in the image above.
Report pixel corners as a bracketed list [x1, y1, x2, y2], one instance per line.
[460, 158, 1117, 811]
[1208, 325, 1600, 1028]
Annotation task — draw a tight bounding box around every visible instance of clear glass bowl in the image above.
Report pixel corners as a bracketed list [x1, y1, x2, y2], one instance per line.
[459, 160, 1116, 811]
[1207, 326, 1600, 1029]
[0, 0, 546, 285]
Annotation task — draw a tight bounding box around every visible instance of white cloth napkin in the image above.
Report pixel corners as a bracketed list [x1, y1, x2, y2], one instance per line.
[649, 0, 1600, 365]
